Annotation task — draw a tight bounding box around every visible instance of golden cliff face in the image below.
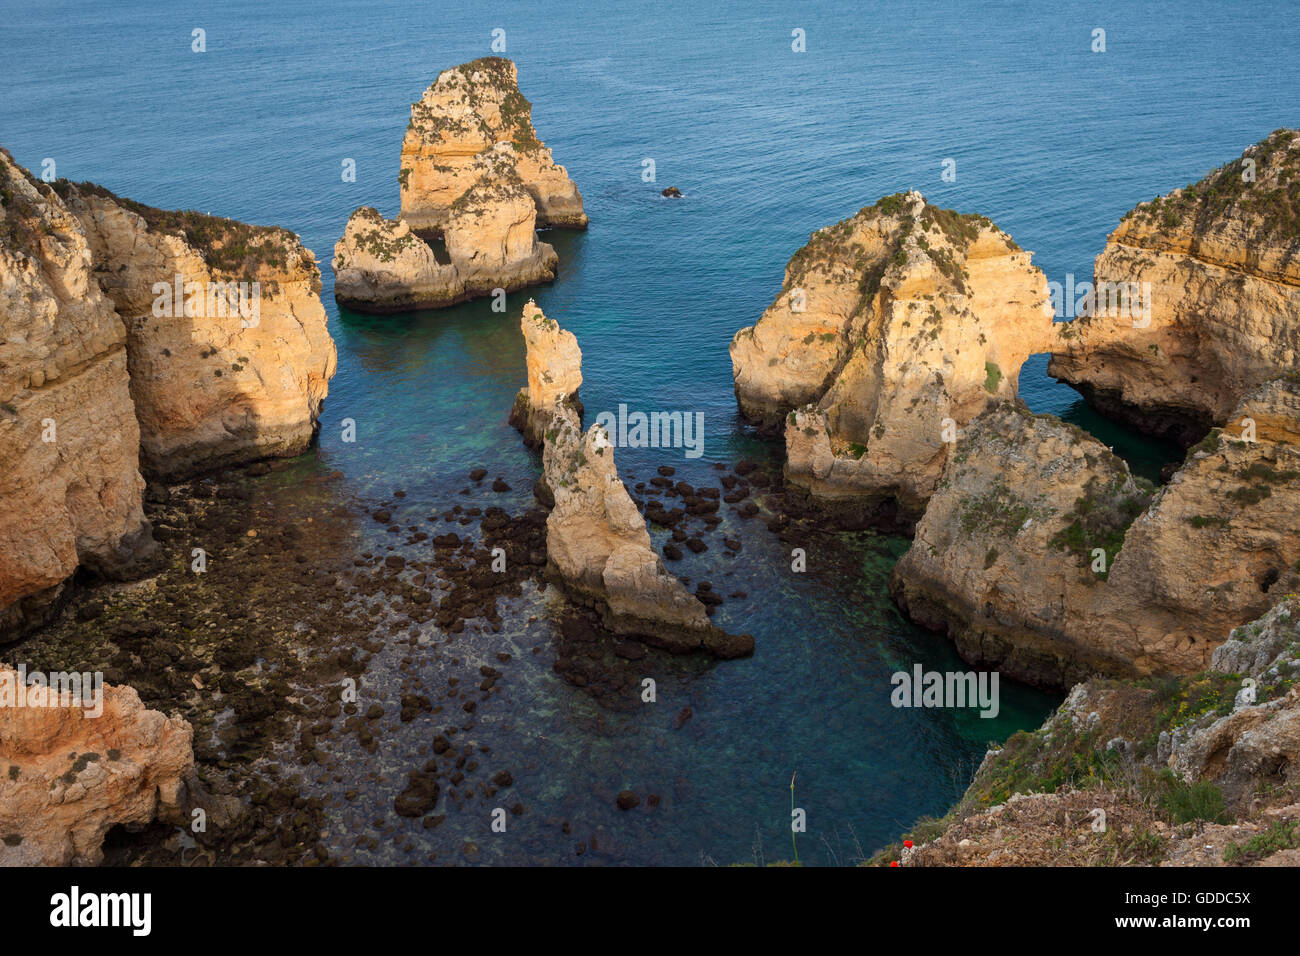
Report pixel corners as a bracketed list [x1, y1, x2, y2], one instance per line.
[1049, 129, 1300, 444]
[61, 183, 338, 480]
[0, 150, 154, 638]
[338, 146, 559, 312]
[891, 380, 1300, 687]
[399, 57, 587, 232]
[732, 191, 1053, 525]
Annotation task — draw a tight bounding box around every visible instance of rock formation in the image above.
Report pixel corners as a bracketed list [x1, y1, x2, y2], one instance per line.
[731, 191, 1053, 526]
[399, 57, 587, 231]
[1049, 128, 1300, 445]
[335, 147, 559, 312]
[58, 181, 338, 480]
[0, 149, 155, 639]
[891, 379, 1300, 687]
[444, 146, 559, 292]
[541, 405, 752, 659]
[508, 300, 582, 446]
[333, 206, 463, 312]
[886, 597, 1300, 867]
[0, 667, 194, 865]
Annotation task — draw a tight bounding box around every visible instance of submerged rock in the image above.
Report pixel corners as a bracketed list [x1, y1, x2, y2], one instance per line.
[0, 149, 155, 638]
[1049, 128, 1300, 445]
[399, 57, 587, 232]
[0, 668, 194, 865]
[731, 191, 1052, 526]
[509, 300, 582, 446]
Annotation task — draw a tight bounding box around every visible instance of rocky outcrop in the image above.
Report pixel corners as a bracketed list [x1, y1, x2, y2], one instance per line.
[336, 147, 558, 312]
[0, 668, 194, 865]
[1049, 129, 1300, 445]
[891, 380, 1300, 687]
[400, 57, 586, 232]
[508, 300, 582, 446]
[542, 405, 752, 658]
[332, 206, 462, 312]
[731, 192, 1052, 526]
[886, 598, 1300, 867]
[0, 150, 154, 639]
[1164, 597, 1300, 806]
[58, 181, 338, 480]
[890, 402, 1156, 685]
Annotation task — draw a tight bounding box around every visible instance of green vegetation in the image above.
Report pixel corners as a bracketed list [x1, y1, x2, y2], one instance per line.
[50, 178, 302, 281]
[1125, 129, 1300, 241]
[1049, 475, 1153, 579]
[1155, 773, 1229, 824]
[959, 480, 1039, 538]
[1223, 820, 1300, 864]
[983, 361, 1002, 393]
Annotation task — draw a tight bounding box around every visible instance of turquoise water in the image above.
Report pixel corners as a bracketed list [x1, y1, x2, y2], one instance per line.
[5, 0, 1297, 864]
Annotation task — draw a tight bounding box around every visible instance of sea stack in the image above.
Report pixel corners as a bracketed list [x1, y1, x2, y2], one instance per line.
[1049, 128, 1300, 445]
[731, 191, 1053, 527]
[541, 405, 752, 659]
[57, 179, 338, 480]
[399, 57, 587, 231]
[509, 299, 582, 447]
[0, 149, 155, 637]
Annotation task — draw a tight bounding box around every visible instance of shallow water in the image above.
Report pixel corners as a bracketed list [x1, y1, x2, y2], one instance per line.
[6, 0, 1297, 863]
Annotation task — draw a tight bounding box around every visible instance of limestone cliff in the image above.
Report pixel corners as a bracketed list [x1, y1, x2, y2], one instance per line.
[1049, 129, 1300, 445]
[731, 191, 1053, 525]
[542, 405, 751, 658]
[400, 57, 586, 231]
[57, 181, 338, 480]
[0, 149, 154, 639]
[891, 380, 1300, 687]
[508, 300, 582, 447]
[333, 206, 462, 312]
[0, 667, 194, 865]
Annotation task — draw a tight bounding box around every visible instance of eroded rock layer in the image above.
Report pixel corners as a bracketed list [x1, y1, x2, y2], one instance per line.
[333, 206, 462, 312]
[58, 181, 338, 480]
[542, 406, 752, 659]
[891, 380, 1300, 687]
[1049, 129, 1300, 445]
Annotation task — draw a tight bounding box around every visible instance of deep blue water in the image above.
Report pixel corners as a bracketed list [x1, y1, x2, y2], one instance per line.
[4, 0, 1297, 864]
